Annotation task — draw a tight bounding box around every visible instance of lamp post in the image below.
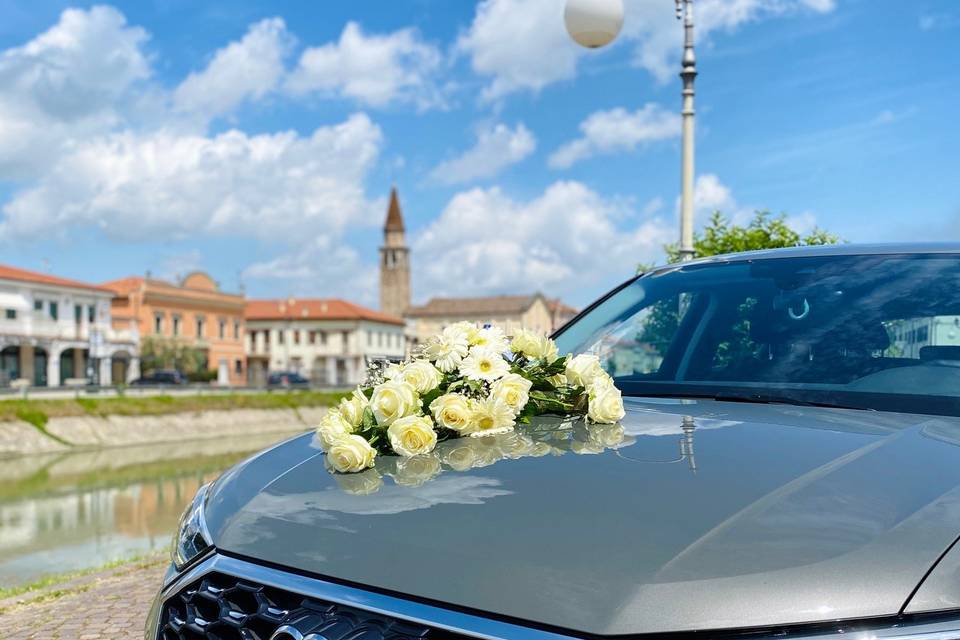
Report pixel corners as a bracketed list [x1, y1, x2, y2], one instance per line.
[565, 0, 697, 261]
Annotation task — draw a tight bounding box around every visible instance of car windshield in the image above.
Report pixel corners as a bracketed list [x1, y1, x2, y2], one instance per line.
[554, 253, 960, 417]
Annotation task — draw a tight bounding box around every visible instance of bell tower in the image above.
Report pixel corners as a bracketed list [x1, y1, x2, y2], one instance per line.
[379, 187, 411, 318]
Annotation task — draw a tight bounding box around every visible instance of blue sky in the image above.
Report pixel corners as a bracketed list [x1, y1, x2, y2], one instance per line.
[0, 0, 957, 308]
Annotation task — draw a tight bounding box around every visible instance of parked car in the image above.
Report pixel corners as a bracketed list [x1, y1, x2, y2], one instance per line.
[267, 371, 310, 388]
[148, 245, 960, 640]
[131, 369, 187, 386]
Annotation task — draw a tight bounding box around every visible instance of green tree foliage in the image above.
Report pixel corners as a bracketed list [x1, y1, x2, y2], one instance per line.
[661, 210, 840, 264]
[139, 336, 208, 374]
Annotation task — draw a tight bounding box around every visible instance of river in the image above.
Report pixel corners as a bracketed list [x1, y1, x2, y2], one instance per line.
[0, 429, 307, 589]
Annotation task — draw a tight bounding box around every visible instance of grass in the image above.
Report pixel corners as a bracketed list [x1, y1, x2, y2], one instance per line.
[0, 552, 166, 609]
[0, 390, 346, 429]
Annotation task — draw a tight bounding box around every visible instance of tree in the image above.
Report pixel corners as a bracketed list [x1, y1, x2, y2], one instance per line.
[140, 336, 207, 375]
[661, 210, 840, 264]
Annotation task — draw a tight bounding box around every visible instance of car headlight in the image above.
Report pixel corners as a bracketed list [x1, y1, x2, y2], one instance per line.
[172, 483, 213, 571]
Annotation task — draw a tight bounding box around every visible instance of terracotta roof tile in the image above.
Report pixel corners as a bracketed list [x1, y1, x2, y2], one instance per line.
[0, 264, 113, 294]
[406, 294, 546, 318]
[245, 298, 405, 326]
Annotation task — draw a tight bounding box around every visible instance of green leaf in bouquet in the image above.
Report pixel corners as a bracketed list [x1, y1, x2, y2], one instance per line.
[421, 387, 443, 409]
[361, 406, 378, 432]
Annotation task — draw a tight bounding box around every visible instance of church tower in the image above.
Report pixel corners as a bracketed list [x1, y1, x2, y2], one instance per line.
[379, 187, 411, 318]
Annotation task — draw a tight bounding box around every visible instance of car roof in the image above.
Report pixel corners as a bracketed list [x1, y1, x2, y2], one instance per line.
[645, 242, 960, 276]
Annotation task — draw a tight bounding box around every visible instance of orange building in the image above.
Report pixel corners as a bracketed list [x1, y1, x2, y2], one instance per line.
[103, 272, 246, 385]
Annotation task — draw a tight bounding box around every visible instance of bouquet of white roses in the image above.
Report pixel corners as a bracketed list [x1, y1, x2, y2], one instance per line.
[317, 322, 626, 474]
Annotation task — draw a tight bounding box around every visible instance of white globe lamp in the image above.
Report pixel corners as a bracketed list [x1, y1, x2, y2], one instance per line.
[564, 0, 625, 49]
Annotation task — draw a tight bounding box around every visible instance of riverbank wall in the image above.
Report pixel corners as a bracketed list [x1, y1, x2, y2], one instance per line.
[0, 406, 327, 458]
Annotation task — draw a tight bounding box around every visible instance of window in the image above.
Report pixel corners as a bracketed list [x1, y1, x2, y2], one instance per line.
[342, 331, 350, 353]
[319, 331, 327, 345]
[195, 316, 206, 338]
[154, 313, 164, 334]
[367, 331, 373, 346]
[294, 330, 300, 345]
[277, 329, 284, 345]
[34, 299, 42, 312]
[378, 332, 384, 347]
[74, 304, 82, 324]
[49, 301, 58, 321]
[308, 331, 316, 345]
[172, 315, 181, 336]
[219, 319, 226, 339]
[233, 321, 240, 339]
[88, 305, 95, 323]
[4, 309, 15, 320]
[235, 359, 243, 374]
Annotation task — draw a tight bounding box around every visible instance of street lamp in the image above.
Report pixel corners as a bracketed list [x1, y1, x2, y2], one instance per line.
[565, 0, 698, 261]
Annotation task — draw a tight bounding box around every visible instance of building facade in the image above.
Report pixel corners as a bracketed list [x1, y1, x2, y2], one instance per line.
[406, 294, 557, 348]
[377, 189, 577, 347]
[379, 187, 411, 319]
[0, 264, 139, 387]
[103, 272, 246, 385]
[245, 299, 405, 387]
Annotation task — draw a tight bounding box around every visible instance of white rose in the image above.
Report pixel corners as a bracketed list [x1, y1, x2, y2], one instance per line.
[316, 410, 354, 450]
[327, 434, 377, 473]
[587, 379, 626, 424]
[338, 387, 368, 427]
[383, 362, 404, 380]
[460, 346, 510, 381]
[429, 393, 473, 432]
[490, 373, 533, 415]
[511, 329, 558, 361]
[547, 373, 568, 388]
[370, 379, 419, 426]
[387, 415, 438, 457]
[399, 360, 442, 394]
[333, 469, 383, 495]
[392, 454, 442, 487]
[565, 354, 605, 388]
[510, 328, 541, 358]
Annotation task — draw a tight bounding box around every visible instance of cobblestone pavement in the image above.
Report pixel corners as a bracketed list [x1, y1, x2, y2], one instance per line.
[0, 557, 166, 640]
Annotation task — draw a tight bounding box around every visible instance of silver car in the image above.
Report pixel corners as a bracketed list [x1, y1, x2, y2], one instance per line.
[147, 245, 960, 640]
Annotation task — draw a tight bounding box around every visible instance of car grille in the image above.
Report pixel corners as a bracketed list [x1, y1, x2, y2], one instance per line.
[158, 572, 466, 640]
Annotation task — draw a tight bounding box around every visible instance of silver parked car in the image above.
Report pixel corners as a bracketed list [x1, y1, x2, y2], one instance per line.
[148, 245, 960, 640]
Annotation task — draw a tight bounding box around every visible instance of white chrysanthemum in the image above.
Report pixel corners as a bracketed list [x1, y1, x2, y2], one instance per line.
[490, 373, 533, 414]
[423, 325, 470, 372]
[459, 346, 510, 382]
[448, 320, 481, 345]
[465, 396, 516, 438]
[473, 326, 510, 353]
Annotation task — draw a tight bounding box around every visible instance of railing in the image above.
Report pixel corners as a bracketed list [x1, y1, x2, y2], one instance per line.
[0, 320, 137, 344]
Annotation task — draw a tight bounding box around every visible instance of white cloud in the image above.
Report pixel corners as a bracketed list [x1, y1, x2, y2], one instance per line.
[625, 0, 838, 83]
[173, 18, 292, 121]
[457, 0, 837, 100]
[0, 113, 383, 242]
[414, 181, 673, 303]
[549, 103, 679, 168]
[287, 21, 443, 109]
[0, 5, 150, 177]
[690, 173, 738, 218]
[429, 122, 536, 184]
[243, 236, 378, 303]
[456, 0, 580, 101]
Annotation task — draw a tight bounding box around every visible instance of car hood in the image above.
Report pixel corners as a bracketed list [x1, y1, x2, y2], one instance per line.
[205, 399, 960, 636]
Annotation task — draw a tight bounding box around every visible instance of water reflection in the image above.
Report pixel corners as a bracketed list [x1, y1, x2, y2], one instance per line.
[0, 430, 306, 588]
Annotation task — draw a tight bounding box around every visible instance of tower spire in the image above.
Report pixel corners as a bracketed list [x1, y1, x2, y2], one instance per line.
[385, 186, 405, 232]
[379, 187, 411, 319]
